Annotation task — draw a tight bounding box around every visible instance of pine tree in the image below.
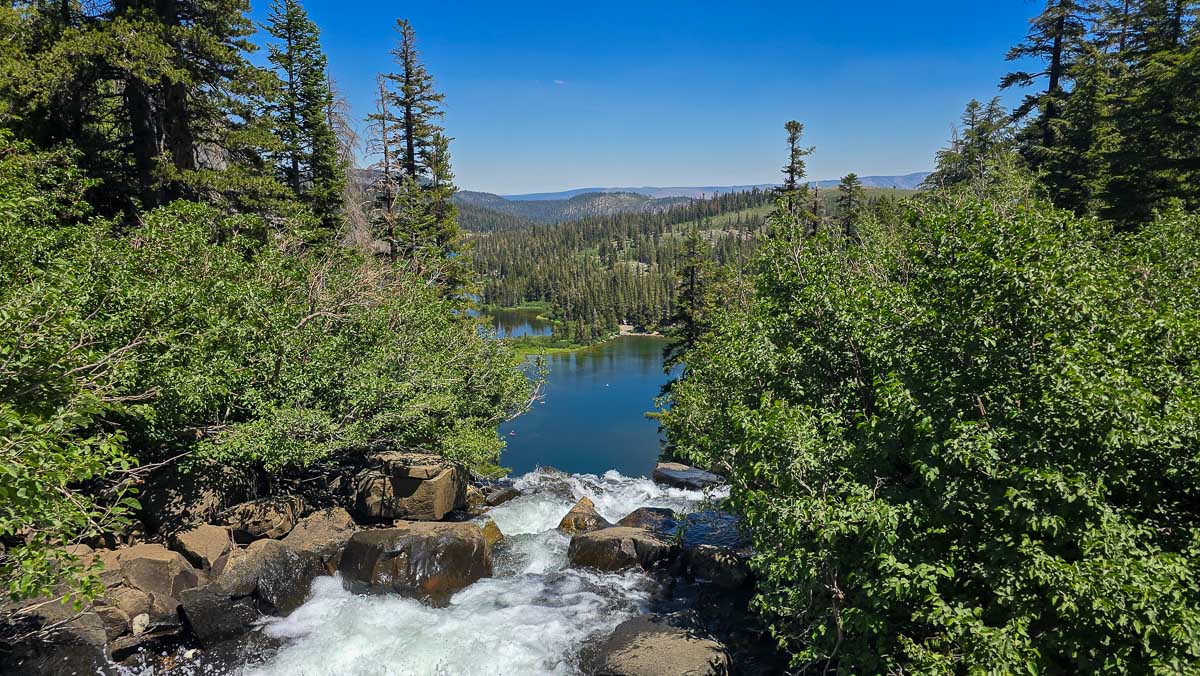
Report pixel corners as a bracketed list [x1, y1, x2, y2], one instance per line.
[837, 173, 865, 240]
[663, 222, 717, 372]
[384, 19, 446, 182]
[265, 0, 346, 237]
[772, 120, 815, 232]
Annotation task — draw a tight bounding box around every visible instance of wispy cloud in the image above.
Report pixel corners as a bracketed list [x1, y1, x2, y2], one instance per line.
[553, 79, 566, 85]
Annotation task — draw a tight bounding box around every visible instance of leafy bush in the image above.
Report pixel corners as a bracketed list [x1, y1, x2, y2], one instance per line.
[662, 178, 1200, 672]
[0, 133, 530, 603]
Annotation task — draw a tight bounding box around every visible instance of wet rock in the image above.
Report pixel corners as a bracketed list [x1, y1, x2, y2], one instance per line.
[485, 486, 520, 507]
[281, 507, 357, 572]
[115, 544, 205, 600]
[481, 519, 504, 548]
[558, 496, 611, 535]
[338, 521, 492, 606]
[107, 625, 183, 663]
[0, 600, 110, 675]
[582, 613, 731, 676]
[352, 452, 467, 522]
[616, 507, 679, 534]
[568, 527, 678, 572]
[686, 545, 752, 590]
[140, 461, 259, 535]
[651, 462, 723, 491]
[220, 495, 305, 543]
[178, 539, 325, 645]
[171, 524, 233, 570]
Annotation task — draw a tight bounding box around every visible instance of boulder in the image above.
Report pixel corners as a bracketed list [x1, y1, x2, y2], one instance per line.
[179, 538, 325, 645]
[481, 520, 504, 548]
[171, 524, 233, 570]
[220, 495, 305, 543]
[582, 614, 731, 676]
[466, 485, 487, 514]
[281, 507, 357, 572]
[484, 486, 520, 507]
[0, 600, 110, 675]
[557, 496, 610, 535]
[338, 522, 492, 606]
[568, 527, 677, 572]
[651, 462, 723, 491]
[617, 507, 679, 534]
[115, 544, 205, 600]
[352, 457, 467, 522]
[140, 461, 259, 535]
[686, 545, 752, 590]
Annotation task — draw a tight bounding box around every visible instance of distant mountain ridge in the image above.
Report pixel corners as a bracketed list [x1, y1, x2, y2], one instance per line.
[452, 190, 693, 225]
[500, 172, 930, 201]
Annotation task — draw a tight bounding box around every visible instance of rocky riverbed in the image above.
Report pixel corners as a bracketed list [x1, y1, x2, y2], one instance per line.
[5, 462, 779, 675]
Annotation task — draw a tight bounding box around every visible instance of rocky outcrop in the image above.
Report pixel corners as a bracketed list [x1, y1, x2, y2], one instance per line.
[484, 486, 520, 507]
[557, 496, 610, 534]
[219, 495, 305, 543]
[179, 539, 325, 645]
[351, 452, 467, 522]
[170, 524, 233, 571]
[139, 461, 259, 535]
[567, 527, 677, 572]
[281, 507, 357, 572]
[617, 507, 679, 534]
[686, 546, 751, 590]
[338, 521, 491, 606]
[481, 520, 504, 548]
[651, 463, 723, 491]
[466, 485, 487, 515]
[582, 614, 731, 676]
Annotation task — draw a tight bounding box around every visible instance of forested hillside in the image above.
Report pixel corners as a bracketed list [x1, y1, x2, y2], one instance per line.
[661, 1, 1200, 671]
[453, 190, 694, 226]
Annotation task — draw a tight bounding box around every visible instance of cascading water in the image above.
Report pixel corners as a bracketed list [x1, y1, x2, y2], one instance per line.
[153, 468, 726, 676]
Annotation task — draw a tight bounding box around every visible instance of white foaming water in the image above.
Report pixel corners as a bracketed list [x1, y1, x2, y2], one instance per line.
[155, 468, 723, 676]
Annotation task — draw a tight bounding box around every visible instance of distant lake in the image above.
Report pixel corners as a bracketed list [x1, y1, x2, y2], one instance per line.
[499, 336, 675, 477]
[490, 308, 553, 338]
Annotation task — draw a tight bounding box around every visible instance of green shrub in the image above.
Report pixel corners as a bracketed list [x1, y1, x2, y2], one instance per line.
[662, 180, 1200, 672]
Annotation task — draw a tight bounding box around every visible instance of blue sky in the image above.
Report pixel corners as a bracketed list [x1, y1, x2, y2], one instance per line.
[248, 1, 1039, 194]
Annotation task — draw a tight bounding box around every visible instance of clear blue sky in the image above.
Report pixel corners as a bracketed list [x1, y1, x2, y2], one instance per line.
[248, 1, 1039, 194]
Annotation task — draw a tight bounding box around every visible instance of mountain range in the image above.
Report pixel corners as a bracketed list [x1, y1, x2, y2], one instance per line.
[452, 190, 693, 226]
[499, 172, 930, 201]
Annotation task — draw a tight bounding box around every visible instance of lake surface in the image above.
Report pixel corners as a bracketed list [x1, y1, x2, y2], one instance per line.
[499, 336, 675, 477]
[490, 308, 554, 338]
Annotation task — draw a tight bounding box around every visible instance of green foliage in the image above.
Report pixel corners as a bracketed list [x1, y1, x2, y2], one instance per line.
[662, 174, 1200, 672]
[0, 132, 530, 603]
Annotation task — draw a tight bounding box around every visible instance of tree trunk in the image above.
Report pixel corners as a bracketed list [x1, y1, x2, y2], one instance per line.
[124, 76, 163, 208]
[1043, 12, 1066, 148]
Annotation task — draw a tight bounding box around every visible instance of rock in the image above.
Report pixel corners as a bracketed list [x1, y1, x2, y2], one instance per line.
[130, 613, 150, 636]
[466, 485, 487, 514]
[116, 544, 205, 600]
[484, 486, 520, 507]
[171, 524, 233, 570]
[106, 585, 151, 621]
[140, 461, 259, 535]
[557, 496, 611, 535]
[95, 604, 130, 641]
[352, 453, 467, 522]
[687, 545, 752, 590]
[582, 614, 731, 676]
[617, 507, 679, 534]
[651, 462, 723, 490]
[338, 522, 492, 606]
[481, 520, 504, 548]
[0, 600, 109, 675]
[107, 625, 183, 663]
[220, 495, 305, 543]
[179, 538, 325, 645]
[281, 507, 357, 572]
[568, 527, 677, 572]
[210, 546, 248, 577]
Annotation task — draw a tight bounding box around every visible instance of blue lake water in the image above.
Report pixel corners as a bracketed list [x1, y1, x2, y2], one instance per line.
[499, 336, 675, 477]
[490, 308, 553, 338]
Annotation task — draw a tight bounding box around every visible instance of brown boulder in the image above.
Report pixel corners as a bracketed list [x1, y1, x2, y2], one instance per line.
[568, 527, 677, 572]
[171, 524, 233, 570]
[557, 496, 611, 535]
[485, 486, 520, 507]
[220, 495, 305, 543]
[686, 545, 752, 590]
[481, 520, 504, 548]
[338, 521, 492, 606]
[466, 485, 487, 514]
[352, 458, 467, 522]
[140, 461, 259, 535]
[616, 507, 679, 534]
[116, 544, 205, 600]
[582, 614, 731, 676]
[281, 507, 356, 572]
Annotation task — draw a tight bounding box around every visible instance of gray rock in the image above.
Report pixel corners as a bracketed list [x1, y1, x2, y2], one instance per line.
[338, 522, 492, 606]
[484, 486, 520, 507]
[583, 613, 731, 676]
[220, 495, 305, 543]
[568, 527, 678, 572]
[651, 462, 723, 490]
